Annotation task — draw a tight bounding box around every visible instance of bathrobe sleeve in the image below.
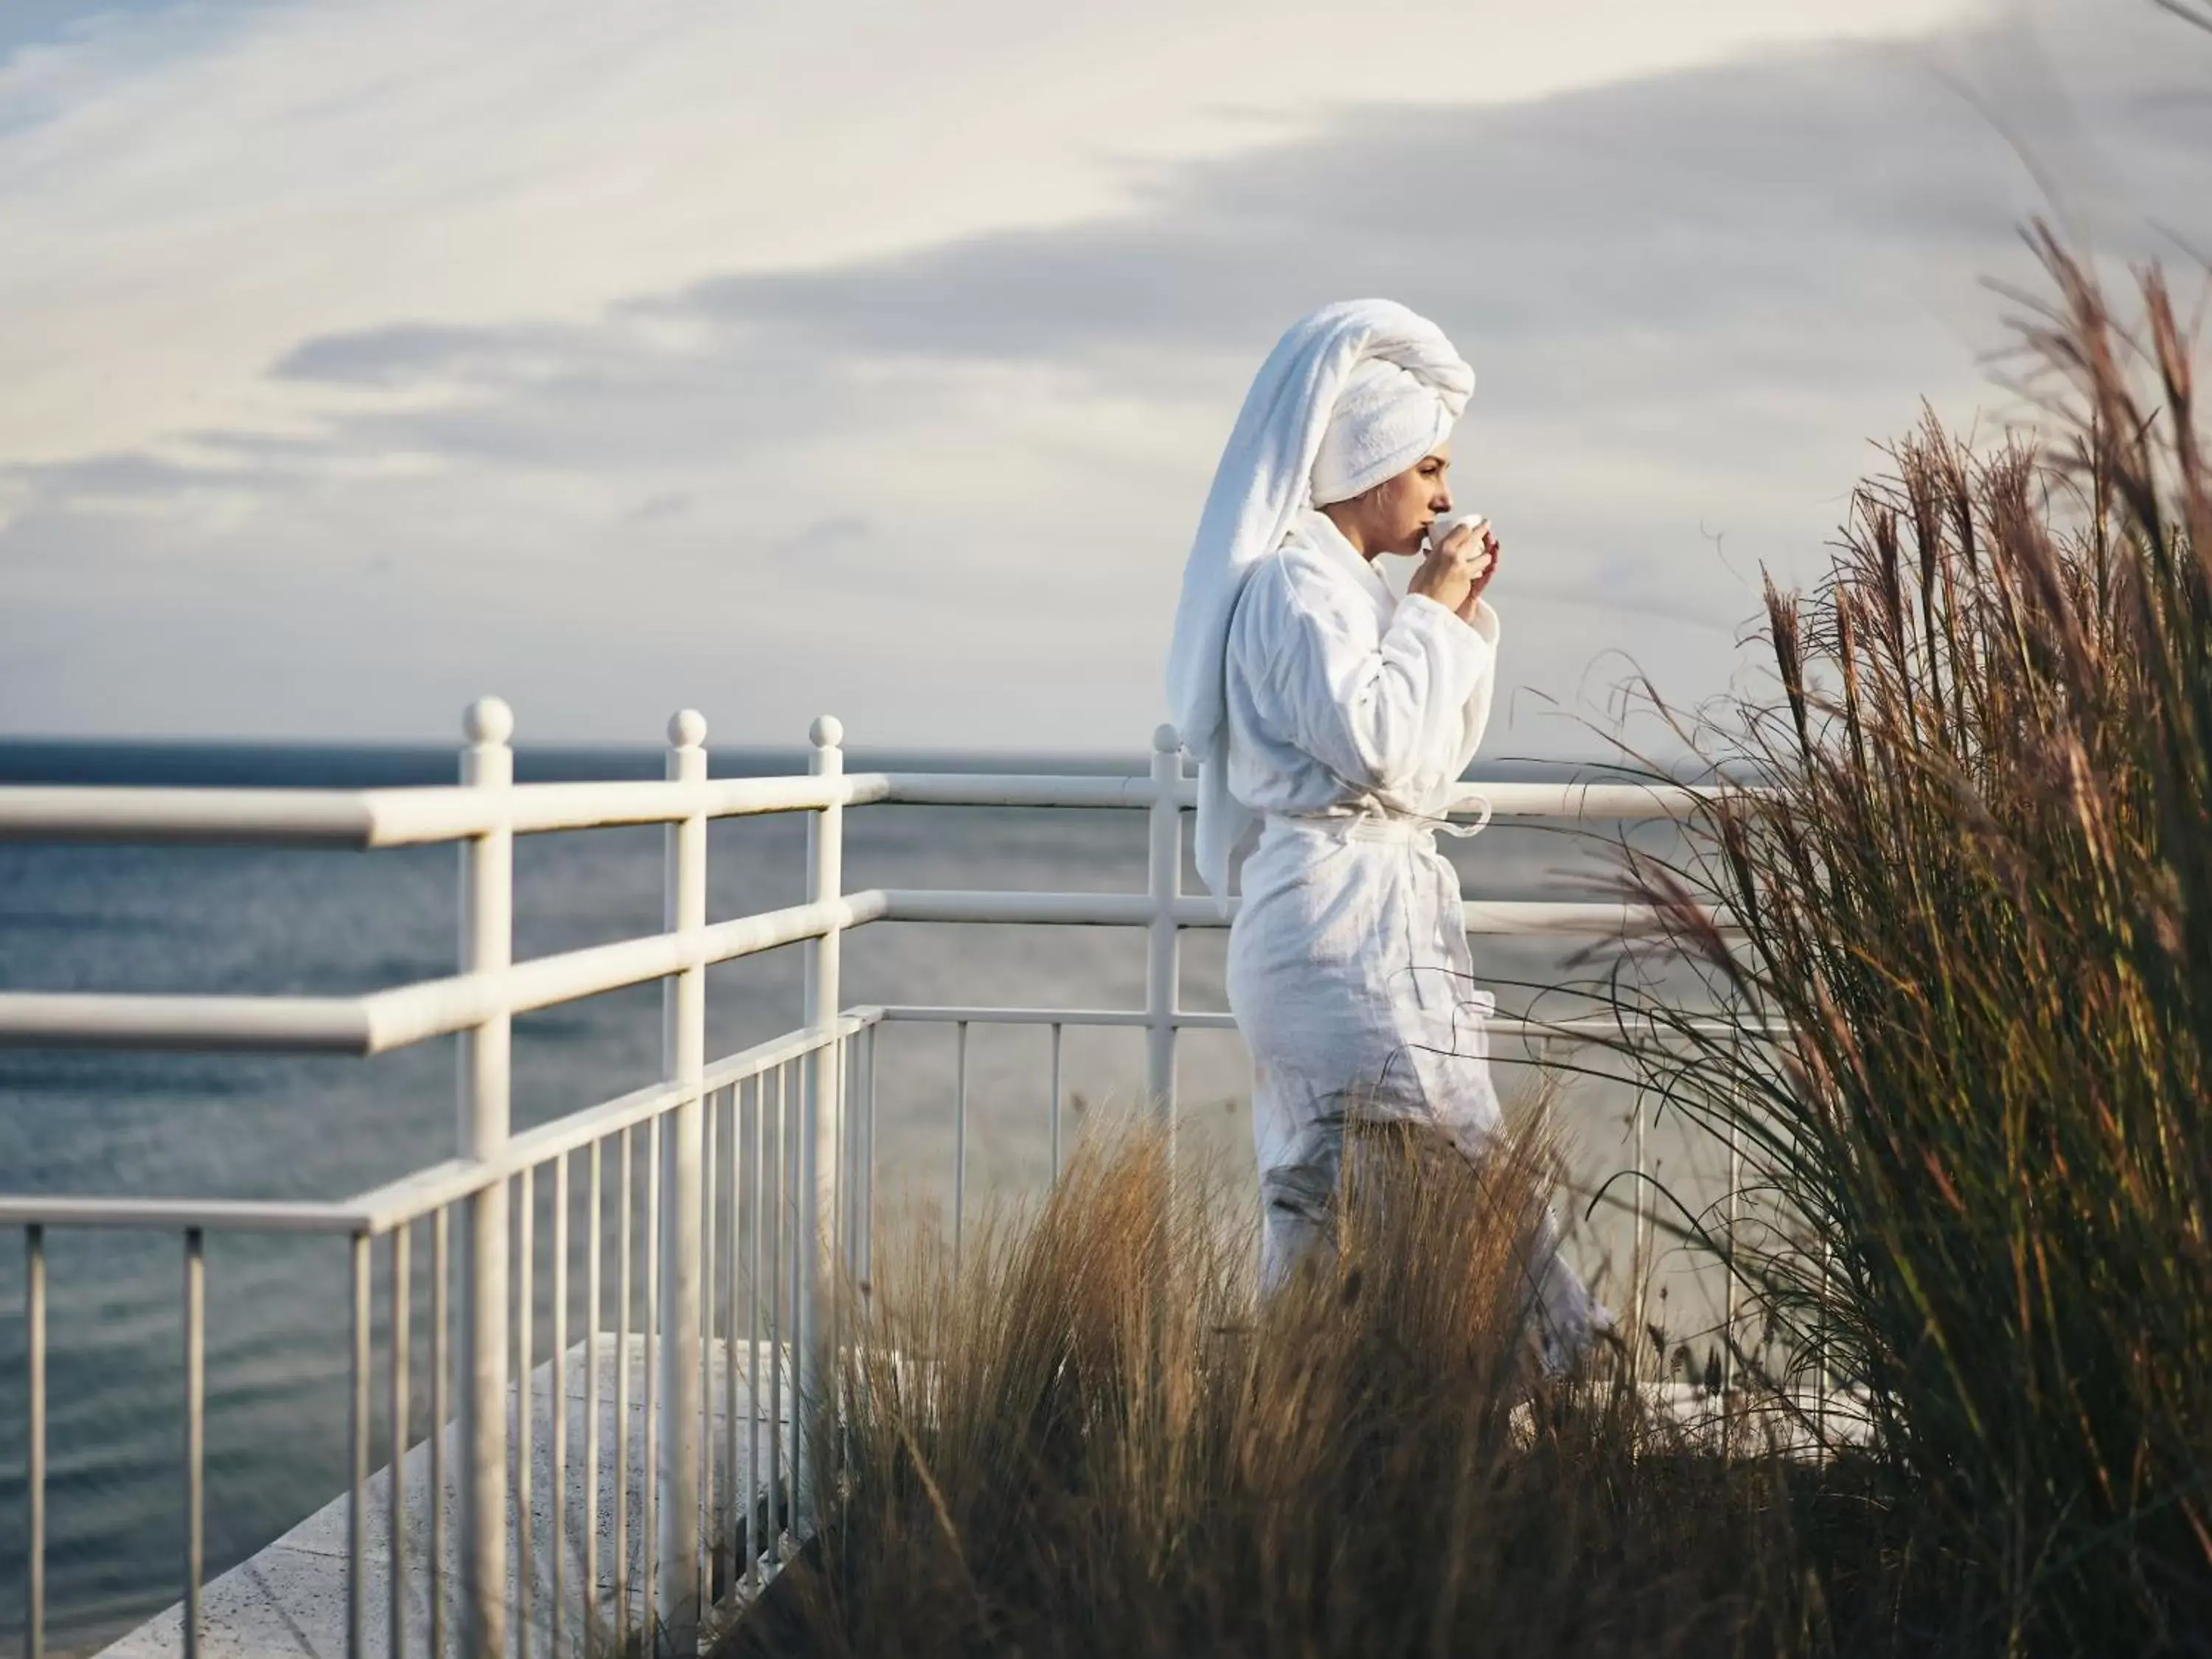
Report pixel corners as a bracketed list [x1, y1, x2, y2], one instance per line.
[1452, 597, 1501, 772]
[1246, 558, 1498, 800]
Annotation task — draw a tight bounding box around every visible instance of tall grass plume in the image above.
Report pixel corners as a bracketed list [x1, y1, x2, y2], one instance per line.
[1611, 234, 2212, 1652]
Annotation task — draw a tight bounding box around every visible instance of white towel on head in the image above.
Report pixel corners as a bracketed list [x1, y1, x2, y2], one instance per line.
[1163, 298, 1475, 903]
[1311, 355, 1468, 506]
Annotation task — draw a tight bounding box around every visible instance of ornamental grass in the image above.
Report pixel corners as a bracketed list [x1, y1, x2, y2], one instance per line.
[736, 1108, 1885, 1659]
[1611, 234, 2212, 1653]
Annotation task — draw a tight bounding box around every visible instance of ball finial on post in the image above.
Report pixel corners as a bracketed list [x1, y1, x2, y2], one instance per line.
[667, 709, 708, 750]
[463, 696, 515, 748]
[1152, 722, 1180, 757]
[810, 714, 844, 751]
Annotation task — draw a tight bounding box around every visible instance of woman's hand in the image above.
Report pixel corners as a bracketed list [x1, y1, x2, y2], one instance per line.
[1408, 519, 1499, 622]
[1456, 522, 1500, 623]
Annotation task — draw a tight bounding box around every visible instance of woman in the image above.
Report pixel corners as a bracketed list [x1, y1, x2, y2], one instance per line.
[1164, 299, 1607, 1371]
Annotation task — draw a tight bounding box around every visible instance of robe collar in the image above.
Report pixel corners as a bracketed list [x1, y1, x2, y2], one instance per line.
[1294, 507, 1399, 629]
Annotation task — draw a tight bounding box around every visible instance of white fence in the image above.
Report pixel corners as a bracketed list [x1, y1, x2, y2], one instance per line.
[0, 702, 1717, 1659]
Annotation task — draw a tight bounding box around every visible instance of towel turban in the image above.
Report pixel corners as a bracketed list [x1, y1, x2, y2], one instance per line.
[1310, 354, 1472, 506]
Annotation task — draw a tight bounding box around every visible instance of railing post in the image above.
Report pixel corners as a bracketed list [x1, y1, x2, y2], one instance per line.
[1146, 725, 1183, 1141]
[799, 715, 845, 1524]
[658, 710, 708, 1644]
[1632, 1084, 1649, 1394]
[456, 696, 513, 1659]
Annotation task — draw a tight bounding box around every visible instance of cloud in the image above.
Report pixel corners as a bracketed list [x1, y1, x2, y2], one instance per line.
[271, 323, 521, 388]
[623, 490, 692, 526]
[0, 0, 1975, 463]
[773, 515, 872, 563]
[1, 0, 2205, 751]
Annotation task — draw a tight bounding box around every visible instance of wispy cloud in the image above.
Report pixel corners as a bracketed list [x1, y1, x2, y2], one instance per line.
[0, 0, 2203, 751]
[0, 0, 1970, 465]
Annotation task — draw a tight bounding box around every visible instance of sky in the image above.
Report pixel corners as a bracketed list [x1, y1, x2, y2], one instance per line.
[0, 0, 2206, 756]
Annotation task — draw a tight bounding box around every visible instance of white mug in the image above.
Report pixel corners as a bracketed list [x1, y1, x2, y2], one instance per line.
[1427, 510, 1490, 554]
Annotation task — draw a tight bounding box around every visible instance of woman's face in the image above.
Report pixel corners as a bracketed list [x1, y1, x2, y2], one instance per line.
[1338, 445, 1453, 558]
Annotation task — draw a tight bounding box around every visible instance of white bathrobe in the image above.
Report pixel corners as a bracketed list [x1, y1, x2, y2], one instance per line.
[1223, 509, 1607, 1368]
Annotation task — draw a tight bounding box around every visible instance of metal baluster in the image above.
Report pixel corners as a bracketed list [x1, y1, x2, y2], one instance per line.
[644, 1116, 660, 1644]
[1144, 729, 1186, 1506]
[1146, 725, 1183, 1143]
[24, 1226, 43, 1659]
[845, 1036, 863, 1296]
[349, 1233, 372, 1659]
[1725, 1119, 1742, 1401]
[431, 1208, 449, 1659]
[700, 1085, 717, 1603]
[515, 1172, 534, 1659]
[954, 1021, 969, 1279]
[832, 1044, 848, 1325]
[1724, 1009, 1747, 1411]
[552, 1155, 568, 1659]
[846, 1036, 874, 1481]
[614, 1129, 631, 1641]
[748, 1076, 766, 1593]
[722, 1082, 740, 1590]
[766, 1065, 785, 1563]
[1632, 1087, 1649, 1391]
[1049, 1023, 1065, 1182]
[184, 1229, 205, 1659]
[800, 717, 846, 1541]
[389, 1225, 410, 1659]
[1817, 1235, 1834, 1450]
[584, 1141, 602, 1652]
[854, 1030, 866, 1285]
[863, 1026, 877, 1286]
[832, 1040, 854, 1509]
[784, 1064, 803, 1540]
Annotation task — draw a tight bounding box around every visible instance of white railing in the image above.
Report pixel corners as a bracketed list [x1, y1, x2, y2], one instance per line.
[0, 705, 1720, 1659]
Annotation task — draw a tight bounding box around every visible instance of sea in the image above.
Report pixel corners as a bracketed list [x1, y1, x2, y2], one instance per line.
[0, 741, 1724, 1653]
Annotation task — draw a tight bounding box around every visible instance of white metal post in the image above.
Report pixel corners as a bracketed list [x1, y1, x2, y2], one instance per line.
[1145, 725, 1183, 1137]
[658, 710, 707, 1644]
[1723, 1011, 1742, 1403]
[1632, 1088, 1649, 1392]
[456, 697, 513, 1659]
[798, 715, 844, 1523]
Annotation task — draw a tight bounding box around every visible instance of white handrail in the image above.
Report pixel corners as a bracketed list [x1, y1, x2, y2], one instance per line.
[859, 771, 1164, 810]
[0, 1194, 380, 1233]
[0, 894, 891, 1052]
[0, 775, 854, 846]
[0, 992, 372, 1051]
[868, 1003, 1783, 1042]
[0, 771, 1722, 846]
[864, 773, 1719, 818]
[880, 888, 1713, 935]
[0, 786, 384, 845]
[0, 891, 1720, 1051]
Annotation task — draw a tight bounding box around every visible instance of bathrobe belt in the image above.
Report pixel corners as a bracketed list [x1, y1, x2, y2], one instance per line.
[1265, 795, 1493, 846]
